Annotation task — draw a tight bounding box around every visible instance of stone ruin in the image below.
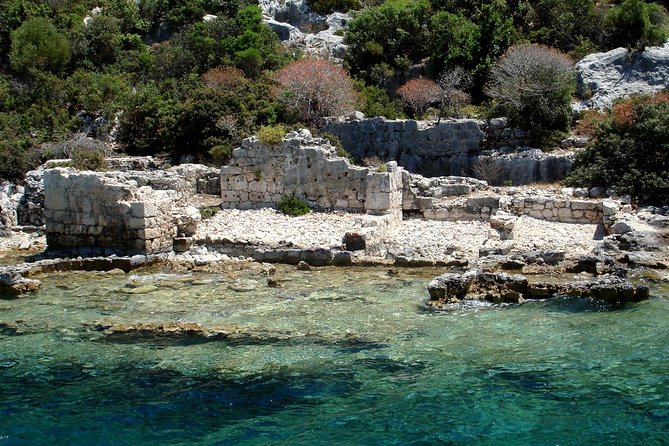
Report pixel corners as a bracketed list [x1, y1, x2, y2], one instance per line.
[42, 163, 220, 256]
[3, 128, 635, 257]
[323, 117, 574, 184]
[220, 129, 402, 215]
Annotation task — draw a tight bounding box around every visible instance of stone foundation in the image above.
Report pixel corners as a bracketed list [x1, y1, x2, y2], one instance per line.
[44, 169, 177, 255]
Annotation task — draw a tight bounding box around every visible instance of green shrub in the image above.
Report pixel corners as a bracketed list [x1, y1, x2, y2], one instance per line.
[209, 144, 233, 163]
[10, 17, 70, 75]
[564, 92, 669, 205]
[376, 163, 388, 173]
[486, 44, 575, 149]
[344, 0, 431, 85]
[257, 124, 287, 146]
[355, 82, 404, 119]
[309, 0, 361, 15]
[70, 148, 108, 171]
[606, 0, 668, 50]
[199, 206, 219, 219]
[277, 195, 311, 216]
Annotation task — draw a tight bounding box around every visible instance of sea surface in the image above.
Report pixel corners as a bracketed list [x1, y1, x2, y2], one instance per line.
[1, 266, 667, 445]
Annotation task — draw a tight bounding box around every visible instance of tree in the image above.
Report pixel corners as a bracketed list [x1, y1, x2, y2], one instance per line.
[397, 78, 442, 119]
[274, 58, 358, 127]
[565, 92, 669, 205]
[0, 0, 51, 58]
[606, 0, 668, 50]
[344, 0, 431, 85]
[10, 17, 70, 75]
[436, 67, 471, 121]
[485, 44, 575, 147]
[430, 11, 480, 74]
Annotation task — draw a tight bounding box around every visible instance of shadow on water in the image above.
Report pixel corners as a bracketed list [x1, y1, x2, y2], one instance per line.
[541, 296, 630, 313]
[0, 361, 361, 445]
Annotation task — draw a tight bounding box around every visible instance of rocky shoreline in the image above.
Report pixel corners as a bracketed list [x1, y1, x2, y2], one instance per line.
[1, 202, 667, 302]
[1, 129, 668, 303]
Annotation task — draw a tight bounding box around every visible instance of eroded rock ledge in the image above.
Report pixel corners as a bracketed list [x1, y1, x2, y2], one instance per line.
[427, 270, 650, 307]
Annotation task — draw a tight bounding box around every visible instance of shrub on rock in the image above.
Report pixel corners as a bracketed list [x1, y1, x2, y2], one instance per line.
[565, 92, 669, 205]
[278, 195, 311, 217]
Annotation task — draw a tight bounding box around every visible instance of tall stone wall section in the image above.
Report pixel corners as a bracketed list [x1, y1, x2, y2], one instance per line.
[44, 169, 177, 255]
[324, 118, 573, 184]
[220, 131, 402, 214]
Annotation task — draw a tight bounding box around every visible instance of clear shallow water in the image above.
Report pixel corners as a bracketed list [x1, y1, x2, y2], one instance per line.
[0, 266, 668, 446]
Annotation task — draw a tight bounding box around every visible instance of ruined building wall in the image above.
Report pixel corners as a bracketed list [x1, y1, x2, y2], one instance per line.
[44, 169, 176, 255]
[220, 131, 402, 214]
[323, 118, 573, 184]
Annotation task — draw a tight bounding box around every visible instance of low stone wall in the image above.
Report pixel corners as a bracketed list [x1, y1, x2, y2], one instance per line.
[44, 169, 177, 255]
[323, 117, 573, 184]
[501, 196, 603, 224]
[404, 184, 604, 225]
[220, 130, 402, 214]
[324, 118, 485, 177]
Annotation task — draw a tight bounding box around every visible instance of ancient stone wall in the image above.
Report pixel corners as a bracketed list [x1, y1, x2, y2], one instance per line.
[323, 117, 573, 184]
[500, 196, 603, 224]
[403, 177, 604, 224]
[44, 168, 177, 255]
[220, 130, 402, 214]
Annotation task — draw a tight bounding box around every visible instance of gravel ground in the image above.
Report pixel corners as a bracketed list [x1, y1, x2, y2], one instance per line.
[0, 209, 607, 264]
[196, 208, 361, 249]
[196, 209, 603, 262]
[511, 216, 602, 257]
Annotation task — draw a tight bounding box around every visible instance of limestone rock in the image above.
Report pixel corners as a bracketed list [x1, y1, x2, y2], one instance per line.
[258, 1, 351, 60]
[427, 270, 477, 302]
[575, 43, 669, 110]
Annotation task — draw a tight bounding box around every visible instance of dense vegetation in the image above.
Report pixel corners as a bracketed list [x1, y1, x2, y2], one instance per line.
[0, 0, 667, 201]
[566, 92, 669, 205]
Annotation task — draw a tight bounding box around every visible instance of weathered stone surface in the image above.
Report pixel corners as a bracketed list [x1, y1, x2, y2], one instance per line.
[575, 43, 669, 110]
[427, 270, 477, 302]
[427, 270, 650, 307]
[259, 1, 349, 60]
[44, 168, 177, 255]
[324, 118, 573, 184]
[0, 268, 42, 297]
[220, 131, 401, 215]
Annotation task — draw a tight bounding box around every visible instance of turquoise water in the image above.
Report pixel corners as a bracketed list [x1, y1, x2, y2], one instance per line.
[1, 266, 668, 445]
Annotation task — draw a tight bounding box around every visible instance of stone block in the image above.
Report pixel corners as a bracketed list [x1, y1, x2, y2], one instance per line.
[230, 175, 248, 191]
[570, 200, 591, 210]
[558, 208, 572, 219]
[467, 196, 500, 209]
[127, 217, 146, 230]
[602, 200, 620, 216]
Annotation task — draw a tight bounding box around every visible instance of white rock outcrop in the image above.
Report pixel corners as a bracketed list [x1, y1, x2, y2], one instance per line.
[259, 0, 351, 60]
[575, 42, 669, 110]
